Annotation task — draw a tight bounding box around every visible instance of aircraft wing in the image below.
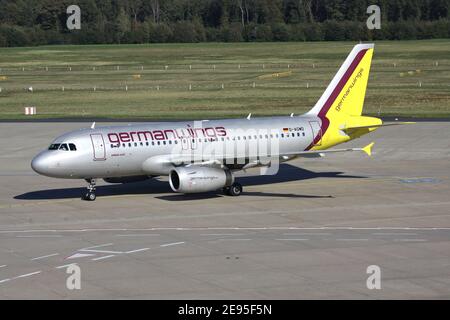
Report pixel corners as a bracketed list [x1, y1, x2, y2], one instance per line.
[151, 142, 375, 172]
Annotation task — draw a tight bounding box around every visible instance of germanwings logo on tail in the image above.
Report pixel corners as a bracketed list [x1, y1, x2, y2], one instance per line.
[335, 67, 365, 112]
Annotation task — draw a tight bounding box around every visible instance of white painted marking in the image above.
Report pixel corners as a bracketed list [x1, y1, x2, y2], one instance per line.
[0, 265, 6, 268]
[16, 235, 62, 238]
[65, 253, 95, 260]
[160, 242, 185, 247]
[336, 239, 370, 241]
[125, 248, 150, 254]
[216, 239, 252, 241]
[0, 227, 448, 234]
[283, 233, 330, 236]
[56, 263, 77, 269]
[31, 253, 59, 261]
[0, 278, 11, 284]
[92, 255, 115, 261]
[116, 234, 160, 237]
[81, 249, 122, 254]
[201, 233, 246, 236]
[80, 243, 114, 250]
[394, 239, 427, 242]
[373, 233, 418, 236]
[14, 271, 41, 279]
[276, 238, 309, 241]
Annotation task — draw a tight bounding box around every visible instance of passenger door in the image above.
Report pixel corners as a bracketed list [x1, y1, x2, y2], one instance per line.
[90, 133, 106, 161]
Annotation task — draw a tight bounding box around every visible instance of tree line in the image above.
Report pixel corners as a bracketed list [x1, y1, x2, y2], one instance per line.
[0, 0, 449, 47]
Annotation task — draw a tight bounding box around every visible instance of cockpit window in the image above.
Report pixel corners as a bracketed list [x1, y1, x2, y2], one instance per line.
[48, 144, 60, 150]
[69, 143, 77, 151]
[59, 144, 69, 151]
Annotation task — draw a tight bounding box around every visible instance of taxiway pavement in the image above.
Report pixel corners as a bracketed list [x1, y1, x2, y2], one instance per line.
[0, 121, 449, 299]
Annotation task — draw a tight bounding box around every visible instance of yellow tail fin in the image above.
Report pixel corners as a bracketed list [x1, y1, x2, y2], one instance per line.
[308, 43, 374, 118]
[306, 44, 380, 150]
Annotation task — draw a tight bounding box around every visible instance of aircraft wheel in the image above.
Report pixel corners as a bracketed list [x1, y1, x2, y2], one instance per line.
[82, 192, 96, 201]
[228, 183, 242, 197]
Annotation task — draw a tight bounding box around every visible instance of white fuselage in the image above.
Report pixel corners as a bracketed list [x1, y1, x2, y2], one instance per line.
[31, 115, 323, 179]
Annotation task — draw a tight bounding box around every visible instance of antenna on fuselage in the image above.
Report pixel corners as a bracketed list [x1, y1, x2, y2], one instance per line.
[91, 122, 96, 129]
[247, 113, 252, 120]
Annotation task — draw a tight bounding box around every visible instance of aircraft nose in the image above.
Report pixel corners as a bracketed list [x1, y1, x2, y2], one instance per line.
[31, 152, 51, 176]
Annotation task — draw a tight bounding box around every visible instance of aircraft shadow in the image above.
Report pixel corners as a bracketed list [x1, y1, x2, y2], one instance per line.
[156, 192, 334, 202]
[14, 164, 365, 201]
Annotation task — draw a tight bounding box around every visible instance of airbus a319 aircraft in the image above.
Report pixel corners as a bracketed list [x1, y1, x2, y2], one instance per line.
[31, 43, 404, 201]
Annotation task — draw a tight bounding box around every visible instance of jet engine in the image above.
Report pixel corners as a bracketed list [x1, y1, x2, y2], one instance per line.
[169, 166, 234, 193]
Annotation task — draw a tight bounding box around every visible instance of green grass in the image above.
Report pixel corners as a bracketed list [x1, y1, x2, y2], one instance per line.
[1, 40, 450, 120]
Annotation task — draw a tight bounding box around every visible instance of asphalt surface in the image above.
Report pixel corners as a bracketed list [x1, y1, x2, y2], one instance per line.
[0, 121, 449, 299]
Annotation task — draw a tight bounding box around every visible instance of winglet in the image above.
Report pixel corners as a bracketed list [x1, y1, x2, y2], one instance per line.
[362, 142, 375, 156]
[247, 113, 252, 120]
[91, 122, 96, 129]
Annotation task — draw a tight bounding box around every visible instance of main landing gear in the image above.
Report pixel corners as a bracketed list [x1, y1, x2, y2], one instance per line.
[223, 182, 243, 197]
[82, 178, 97, 201]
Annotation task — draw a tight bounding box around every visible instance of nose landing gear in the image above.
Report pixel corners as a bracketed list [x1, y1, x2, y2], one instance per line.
[82, 179, 97, 201]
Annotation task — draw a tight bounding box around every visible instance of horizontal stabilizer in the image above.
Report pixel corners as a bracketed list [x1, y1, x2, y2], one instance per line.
[342, 122, 415, 133]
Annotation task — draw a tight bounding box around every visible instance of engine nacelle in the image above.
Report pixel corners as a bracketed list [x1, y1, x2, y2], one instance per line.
[169, 166, 234, 193]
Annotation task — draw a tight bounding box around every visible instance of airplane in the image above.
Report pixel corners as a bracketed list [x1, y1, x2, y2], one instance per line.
[31, 43, 407, 201]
